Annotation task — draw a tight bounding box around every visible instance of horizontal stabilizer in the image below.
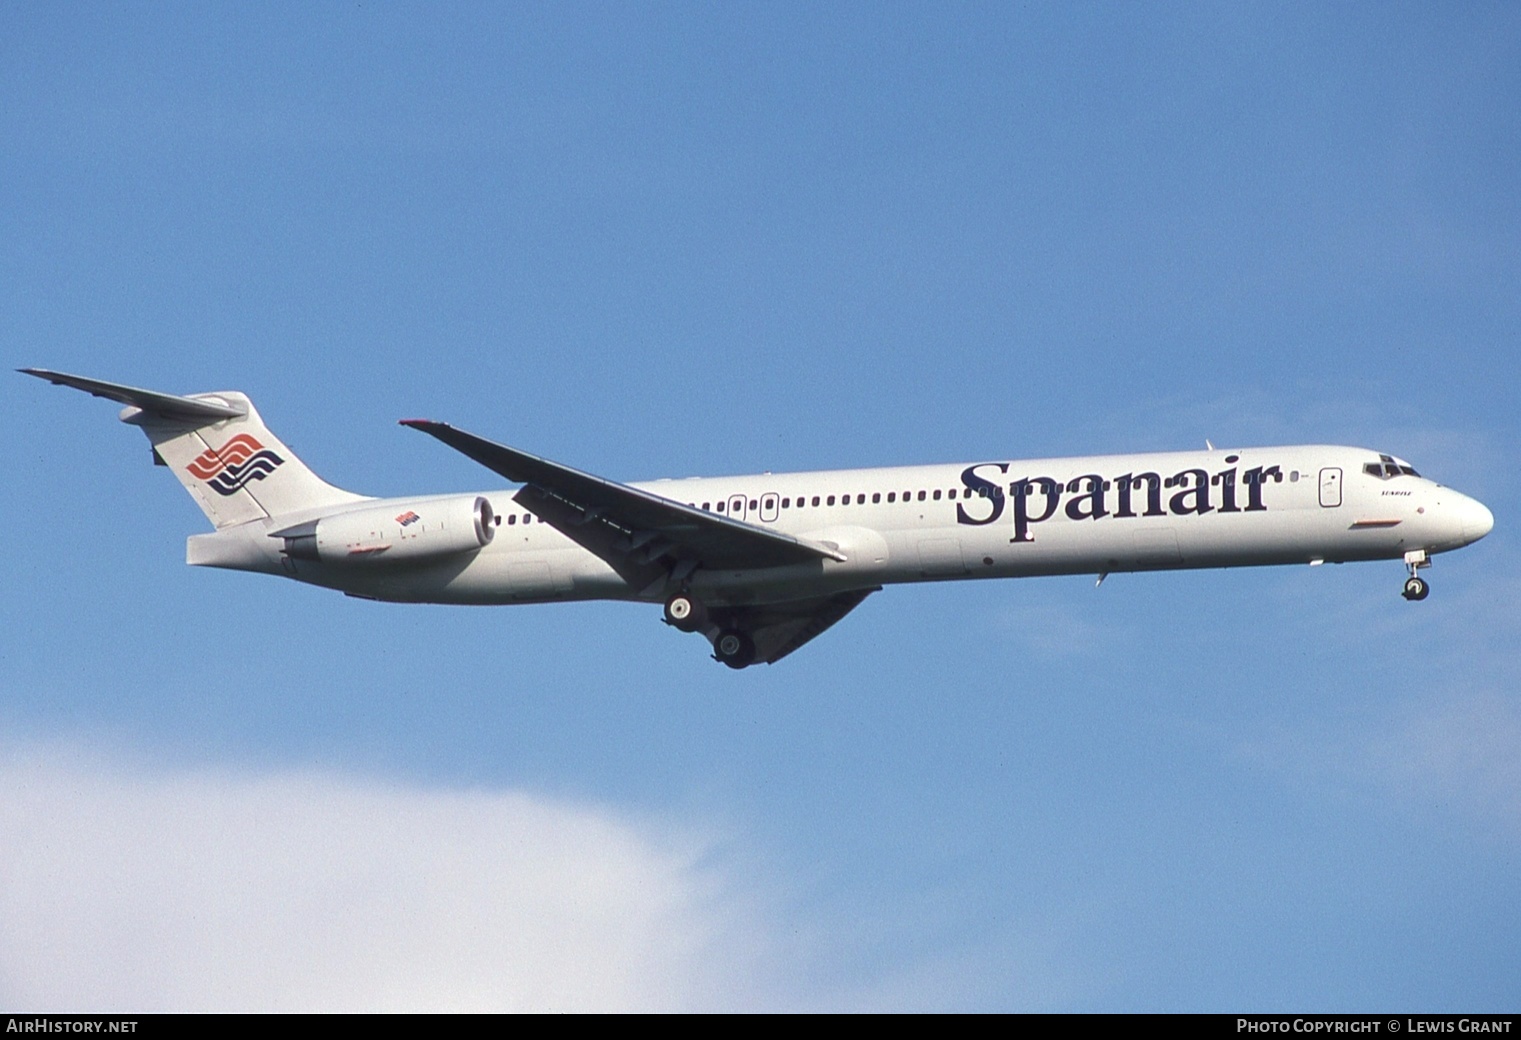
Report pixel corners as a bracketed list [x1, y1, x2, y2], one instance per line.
[19, 368, 246, 422]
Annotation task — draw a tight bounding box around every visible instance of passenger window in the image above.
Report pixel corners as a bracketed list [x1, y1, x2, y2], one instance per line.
[918, 490, 926, 501]
[888, 492, 896, 503]
[812, 496, 820, 507]
[872, 492, 881, 504]
[716, 502, 725, 512]
[508, 515, 516, 525]
[827, 495, 836, 506]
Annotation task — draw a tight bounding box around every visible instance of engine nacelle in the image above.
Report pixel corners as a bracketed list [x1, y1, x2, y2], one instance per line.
[279, 496, 495, 564]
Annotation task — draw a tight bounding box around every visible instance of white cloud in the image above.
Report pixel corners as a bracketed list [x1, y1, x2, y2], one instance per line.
[0, 746, 793, 1012]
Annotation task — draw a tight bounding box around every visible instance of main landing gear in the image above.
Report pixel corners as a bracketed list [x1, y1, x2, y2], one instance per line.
[1402, 549, 1431, 602]
[712, 629, 756, 670]
[663, 590, 757, 668]
[663, 591, 707, 632]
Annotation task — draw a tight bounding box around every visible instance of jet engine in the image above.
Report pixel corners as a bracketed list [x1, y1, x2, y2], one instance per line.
[278, 496, 495, 564]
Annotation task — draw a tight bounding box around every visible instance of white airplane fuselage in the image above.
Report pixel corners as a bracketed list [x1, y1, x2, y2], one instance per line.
[188, 445, 1490, 607]
[22, 369, 1493, 668]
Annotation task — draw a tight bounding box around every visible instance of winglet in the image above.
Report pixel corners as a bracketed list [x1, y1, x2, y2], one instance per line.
[20, 368, 247, 422]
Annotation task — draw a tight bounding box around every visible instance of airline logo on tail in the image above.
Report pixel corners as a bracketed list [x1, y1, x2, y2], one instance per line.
[186, 434, 285, 496]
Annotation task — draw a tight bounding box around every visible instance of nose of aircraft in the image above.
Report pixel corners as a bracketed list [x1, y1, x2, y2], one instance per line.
[1459, 494, 1495, 544]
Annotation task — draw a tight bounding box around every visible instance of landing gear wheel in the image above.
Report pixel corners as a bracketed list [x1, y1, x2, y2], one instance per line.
[663, 592, 706, 632]
[713, 629, 756, 669]
[1402, 576, 1429, 601]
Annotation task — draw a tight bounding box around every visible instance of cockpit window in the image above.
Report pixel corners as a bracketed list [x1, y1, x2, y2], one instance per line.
[1364, 459, 1420, 479]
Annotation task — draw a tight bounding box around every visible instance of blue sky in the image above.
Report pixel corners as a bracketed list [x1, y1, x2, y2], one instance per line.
[3, 3, 1518, 1011]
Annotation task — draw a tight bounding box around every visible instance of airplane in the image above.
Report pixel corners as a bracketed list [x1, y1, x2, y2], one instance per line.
[22, 368, 1494, 669]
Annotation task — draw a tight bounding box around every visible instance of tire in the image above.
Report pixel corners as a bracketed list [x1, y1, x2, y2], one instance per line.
[714, 629, 756, 669]
[664, 593, 706, 632]
[1403, 576, 1429, 601]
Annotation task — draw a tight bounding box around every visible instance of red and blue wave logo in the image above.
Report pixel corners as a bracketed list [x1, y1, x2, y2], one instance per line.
[186, 434, 285, 496]
[396, 510, 421, 527]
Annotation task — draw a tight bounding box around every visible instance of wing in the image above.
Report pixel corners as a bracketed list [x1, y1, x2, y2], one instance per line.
[400, 420, 845, 591]
[716, 588, 879, 665]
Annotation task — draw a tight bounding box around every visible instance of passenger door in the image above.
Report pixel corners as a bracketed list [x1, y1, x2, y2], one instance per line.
[1319, 467, 1342, 508]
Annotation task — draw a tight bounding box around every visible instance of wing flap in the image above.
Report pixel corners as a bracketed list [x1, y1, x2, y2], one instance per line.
[715, 588, 879, 665]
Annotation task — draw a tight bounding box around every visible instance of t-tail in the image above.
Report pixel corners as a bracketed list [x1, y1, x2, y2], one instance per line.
[21, 369, 366, 528]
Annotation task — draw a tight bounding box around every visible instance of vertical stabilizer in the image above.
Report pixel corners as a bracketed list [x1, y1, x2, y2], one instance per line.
[128, 392, 367, 527]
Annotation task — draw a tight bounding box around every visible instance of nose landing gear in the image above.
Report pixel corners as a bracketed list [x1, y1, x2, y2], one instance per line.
[1402, 550, 1431, 601]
